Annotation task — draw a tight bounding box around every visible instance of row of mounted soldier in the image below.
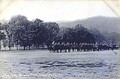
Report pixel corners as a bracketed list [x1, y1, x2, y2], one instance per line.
[48, 42, 119, 52]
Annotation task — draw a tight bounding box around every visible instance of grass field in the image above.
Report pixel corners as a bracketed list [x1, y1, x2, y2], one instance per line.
[0, 50, 120, 79]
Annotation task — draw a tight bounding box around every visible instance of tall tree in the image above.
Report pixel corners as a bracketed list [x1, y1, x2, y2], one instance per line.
[89, 28, 105, 44]
[30, 19, 47, 48]
[5, 15, 29, 50]
[2, 23, 13, 50]
[44, 22, 60, 46]
[0, 31, 6, 50]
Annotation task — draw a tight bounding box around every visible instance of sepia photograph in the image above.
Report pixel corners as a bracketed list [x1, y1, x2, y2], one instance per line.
[0, 0, 120, 79]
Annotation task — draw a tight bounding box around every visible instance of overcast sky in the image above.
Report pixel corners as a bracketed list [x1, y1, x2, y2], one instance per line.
[0, 0, 118, 22]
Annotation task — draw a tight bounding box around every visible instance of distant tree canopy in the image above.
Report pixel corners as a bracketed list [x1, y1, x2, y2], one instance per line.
[54, 24, 97, 44]
[1, 15, 60, 50]
[0, 15, 120, 50]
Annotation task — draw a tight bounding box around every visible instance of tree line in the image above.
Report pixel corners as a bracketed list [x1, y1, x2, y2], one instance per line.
[0, 15, 119, 50]
[0, 15, 59, 50]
